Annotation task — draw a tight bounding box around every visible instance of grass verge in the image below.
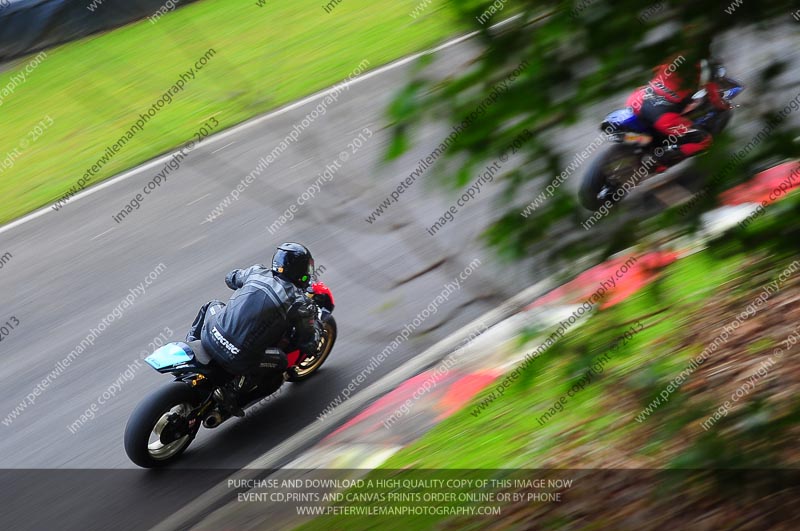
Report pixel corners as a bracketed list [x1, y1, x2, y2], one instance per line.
[0, 0, 461, 225]
[297, 197, 800, 529]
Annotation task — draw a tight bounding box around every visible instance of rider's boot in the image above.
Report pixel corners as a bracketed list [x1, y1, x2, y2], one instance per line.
[214, 384, 245, 418]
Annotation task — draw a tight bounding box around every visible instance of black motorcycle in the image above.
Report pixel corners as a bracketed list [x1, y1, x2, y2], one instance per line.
[123, 282, 337, 468]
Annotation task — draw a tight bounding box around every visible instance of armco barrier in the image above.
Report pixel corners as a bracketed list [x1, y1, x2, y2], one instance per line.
[0, 0, 198, 63]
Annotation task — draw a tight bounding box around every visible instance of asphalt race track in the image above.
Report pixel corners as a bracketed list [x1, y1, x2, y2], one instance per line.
[1, 22, 797, 531]
[0, 35, 524, 531]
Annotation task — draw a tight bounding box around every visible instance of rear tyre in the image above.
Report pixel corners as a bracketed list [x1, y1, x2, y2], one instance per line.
[124, 383, 201, 468]
[288, 311, 337, 382]
[579, 144, 641, 211]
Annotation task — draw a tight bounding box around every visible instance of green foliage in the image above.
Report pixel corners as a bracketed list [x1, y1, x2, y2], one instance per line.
[388, 0, 800, 265]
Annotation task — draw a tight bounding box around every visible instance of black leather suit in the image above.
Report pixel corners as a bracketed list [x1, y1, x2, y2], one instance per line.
[191, 265, 319, 376]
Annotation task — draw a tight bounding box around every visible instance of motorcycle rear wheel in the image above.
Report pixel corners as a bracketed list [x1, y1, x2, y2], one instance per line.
[124, 383, 202, 468]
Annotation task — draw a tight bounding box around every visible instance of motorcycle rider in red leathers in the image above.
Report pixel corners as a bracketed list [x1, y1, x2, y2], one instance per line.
[624, 35, 731, 173]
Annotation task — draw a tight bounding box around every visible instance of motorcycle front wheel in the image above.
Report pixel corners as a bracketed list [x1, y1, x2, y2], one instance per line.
[578, 143, 642, 210]
[288, 311, 337, 382]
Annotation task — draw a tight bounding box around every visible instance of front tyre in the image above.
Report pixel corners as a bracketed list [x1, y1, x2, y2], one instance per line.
[124, 383, 201, 468]
[288, 311, 337, 382]
[578, 144, 641, 211]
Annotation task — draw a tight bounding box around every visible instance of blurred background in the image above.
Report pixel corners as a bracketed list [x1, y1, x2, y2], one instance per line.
[0, 0, 799, 529]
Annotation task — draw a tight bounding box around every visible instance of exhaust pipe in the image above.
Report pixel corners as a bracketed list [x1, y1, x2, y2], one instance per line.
[203, 411, 224, 429]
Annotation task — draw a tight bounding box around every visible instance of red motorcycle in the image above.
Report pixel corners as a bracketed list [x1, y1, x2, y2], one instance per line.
[579, 73, 744, 210]
[123, 282, 337, 468]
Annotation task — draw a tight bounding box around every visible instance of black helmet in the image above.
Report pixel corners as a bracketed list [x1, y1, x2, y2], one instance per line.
[272, 242, 314, 288]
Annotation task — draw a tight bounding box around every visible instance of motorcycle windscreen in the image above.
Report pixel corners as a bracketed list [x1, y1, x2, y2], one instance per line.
[145, 343, 193, 370]
[604, 108, 648, 133]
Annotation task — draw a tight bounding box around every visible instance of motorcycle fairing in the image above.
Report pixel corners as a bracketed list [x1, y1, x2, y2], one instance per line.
[146, 343, 194, 371]
[310, 281, 335, 311]
[286, 349, 302, 367]
[602, 107, 649, 134]
[722, 86, 743, 100]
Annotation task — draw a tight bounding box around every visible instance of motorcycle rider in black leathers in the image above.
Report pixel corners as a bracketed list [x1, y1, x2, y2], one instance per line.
[186, 242, 320, 416]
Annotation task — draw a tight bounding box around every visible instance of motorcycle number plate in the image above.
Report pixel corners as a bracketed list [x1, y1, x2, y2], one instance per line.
[624, 133, 652, 145]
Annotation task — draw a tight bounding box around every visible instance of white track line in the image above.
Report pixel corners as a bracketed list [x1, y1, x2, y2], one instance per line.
[0, 14, 521, 238]
[90, 228, 115, 241]
[211, 141, 236, 154]
[185, 193, 211, 206]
